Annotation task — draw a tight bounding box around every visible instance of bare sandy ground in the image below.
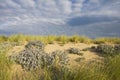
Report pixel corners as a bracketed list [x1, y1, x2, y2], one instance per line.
[45, 43, 100, 61]
[7, 42, 104, 77]
[45, 43, 102, 66]
[8, 43, 102, 67]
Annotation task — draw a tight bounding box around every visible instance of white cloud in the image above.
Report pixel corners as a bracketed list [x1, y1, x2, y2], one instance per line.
[72, 0, 84, 13]
[13, 0, 35, 8]
[89, 0, 100, 4]
[0, 15, 66, 29]
[57, 0, 72, 14]
[0, 0, 120, 17]
[0, 0, 120, 30]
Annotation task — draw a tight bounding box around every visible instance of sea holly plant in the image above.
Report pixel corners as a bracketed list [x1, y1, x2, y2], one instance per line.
[95, 44, 120, 56]
[66, 48, 83, 56]
[10, 41, 69, 71]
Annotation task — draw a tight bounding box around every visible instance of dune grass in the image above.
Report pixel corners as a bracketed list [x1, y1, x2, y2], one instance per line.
[1, 34, 120, 44]
[1, 52, 120, 80]
[0, 36, 8, 43]
[0, 47, 12, 80]
[94, 37, 120, 44]
[0, 34, 120, 80]
[104, 55, 120, 80]
[9, 54, 120, 80]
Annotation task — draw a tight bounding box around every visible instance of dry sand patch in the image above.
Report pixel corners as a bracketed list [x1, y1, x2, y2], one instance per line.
[8, 43, 102, 67]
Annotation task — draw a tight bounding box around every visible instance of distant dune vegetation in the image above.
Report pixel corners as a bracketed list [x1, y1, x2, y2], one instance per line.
[0, 34, 120, 44]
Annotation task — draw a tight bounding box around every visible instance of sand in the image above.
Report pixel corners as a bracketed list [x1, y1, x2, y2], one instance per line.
[8, 43, 102, 67]
[45, 43, 102, 66]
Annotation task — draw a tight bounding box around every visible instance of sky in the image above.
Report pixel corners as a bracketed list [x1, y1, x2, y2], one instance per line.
[0, 0, 120, 38]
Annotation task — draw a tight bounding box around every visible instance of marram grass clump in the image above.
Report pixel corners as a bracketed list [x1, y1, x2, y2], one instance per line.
[0, 44, 13, 80]
[0, 34, 120, 44]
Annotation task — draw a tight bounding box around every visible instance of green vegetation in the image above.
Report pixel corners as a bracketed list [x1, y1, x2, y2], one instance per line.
[0, 44, 12, 80]
[66, 48, 83, 56]
[0, 34, 120, 44]
[93, 44, 120, 57]
[94, 37, 120, 44]
[69, 35, 92, 44]
[0, 34, 120, 80]
[0, 54, 11, 80]
[1, 52, 120, 80]
[0, 36, 8, 42]
[56, 35, 69, 44]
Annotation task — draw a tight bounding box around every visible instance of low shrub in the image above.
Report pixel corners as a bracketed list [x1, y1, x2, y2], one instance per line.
[95, 44, 120, 56]
[51, 50, 69, 66]
[10, 41, 69, 71]
[10, 41, 46, 70]
[66, 48, 83, 56]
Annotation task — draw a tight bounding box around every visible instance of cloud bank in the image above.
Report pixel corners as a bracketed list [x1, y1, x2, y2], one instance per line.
[0, 0, 120, 37]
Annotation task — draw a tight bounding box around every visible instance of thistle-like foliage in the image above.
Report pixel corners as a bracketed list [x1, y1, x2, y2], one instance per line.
[51, 50, 70, 66]
[95, 44, 120, 56]
[25, 41, 44, 50]
[10, 41, 69, 71]
[66, 48, 83, 56]
[10, 41, 46, 70]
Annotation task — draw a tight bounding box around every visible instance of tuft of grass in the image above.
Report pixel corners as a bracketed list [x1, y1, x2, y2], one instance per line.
[56, 35, 69, 45]
[73, 65, 108, 80]
[0, 52, 12, 80]
[44, 35, 57, 44]
[70, 35, 92, 44]
[94, 37, 120, 44]
[7, 34, 26, 42]
[69, 35, 80, 43]
[78, 36, 92, 44]
[0, 35, 8, 43]
[104, 55, 120, 80]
